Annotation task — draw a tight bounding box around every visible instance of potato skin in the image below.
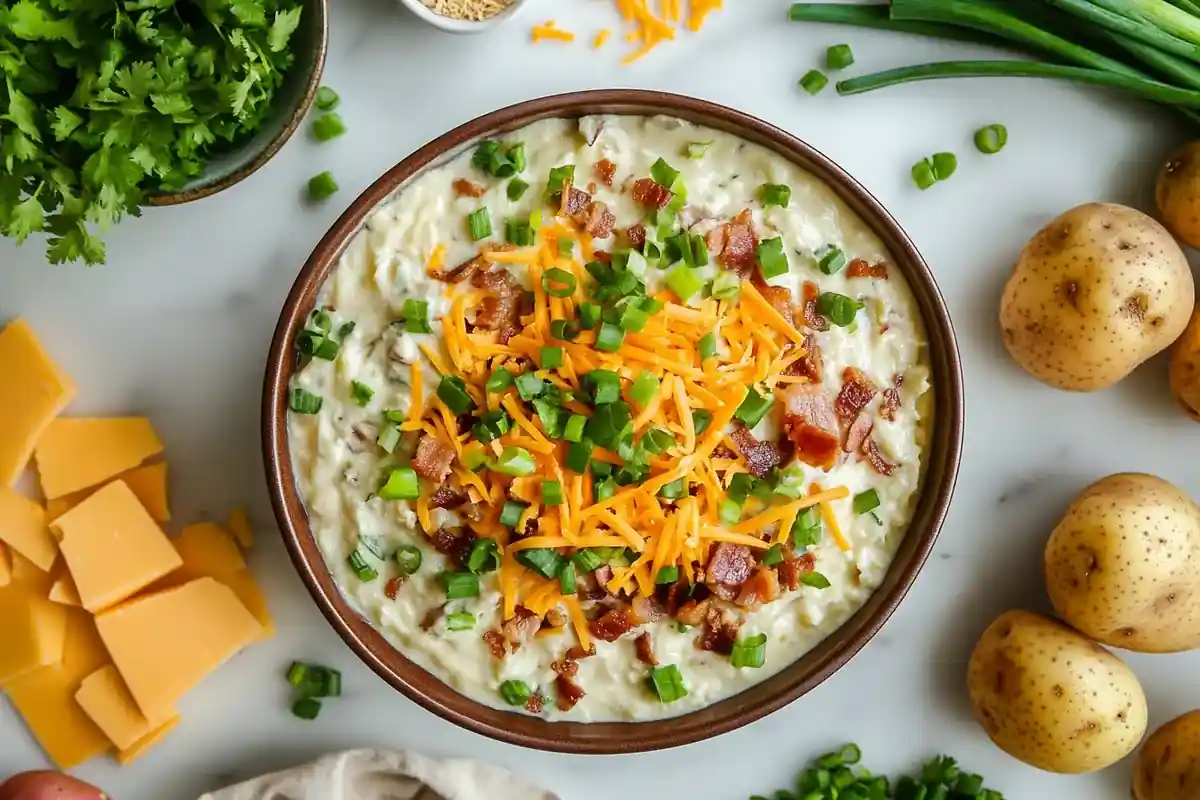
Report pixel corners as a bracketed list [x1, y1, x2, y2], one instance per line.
[0, 772, 106, 800]
[1169, 308, 1200, 421]
[999, 202, 1194, 391]
[1045, 473, 1200, 653]
[1134, 711, 1200, 800]
[1157, 142, 1200, 249]
[967, 610, 1148, 773]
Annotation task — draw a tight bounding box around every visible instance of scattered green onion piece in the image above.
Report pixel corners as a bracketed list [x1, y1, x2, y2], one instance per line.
[486, 367, 514, 393]
[462, 446, 488, 471]
[655, 566, 680, 584]
[573, 549, 604, 573]
[801, 571, 832, 589]
[292, 697, 322, 720]
[579, 302, 602, 329]
[312, 113, 346, 142]
[562, 414, 588, 443]
[800, 69, 829, 95]
[516, 547, 566, 579]
[826, 43, 855, 70]
[379, 467, 420, 501]
[630, 372, 660, 408]
[445, 611, 475, 631]
[792, 506, 822, 548]
[666, 264, 705, 302]
[565, 440, 593, 473]
[467, 208, 493, 241]
[350, 381, 374, 407]
[817, 246, 847, 275]
[315, 86, 340, 110]
[761, 544, 784, 566]
[542, 479, 564, 507]
[507, 178, 531, 201]
[756, 237, 789, 279]
[658, 479, 686, 500]
[684, 141, 712, 158]
[559, 562, 577, 594]
[692, 409, 712, 435]
[500, 680, 532, 706]
[594, 477, 618, 502]
[319, 668, 342, 697]
[311, 336, 340, 360]
[286, 662, 310, 687]
[912, 159, 936, 190]
[508, 142, 527, 173]
[506, 219, 535, 247]
[337, 321, 356, 339]
[974, 124, 1008, 155]
[698, 332, 718, 361]
[710, 271, 741, 301]
[541, 346, 564, 370]
[515, 372, 546, 400]
[493, 446, 536, 477]
[730, 633, 767, 668]
[648, 664, 688, 703]
[853, 488, 881, 515]
[499, 501, 527, 529]
[817, 292, 863, 327]
[690, 233, 710, 266]
[396, 545, 423, 575]
[347, 550, 378, 581]
[437, 375, 475, 414]
[545, 164, 575, 202]
[472, 410, 511, 444]
[618, 304, 650, 333]
[594, 322, 625, 352]
[932, 152, 958, 181]
[466, 538, 500, 574]
[308, 171, 338, 201]
[530, 208, 543, 229]
[557, 238, 574, 257]
[376, 423, 401, 454]
[403, 298, 432, 334]
[760, 183, 792, 208]
[542, 268, 577, 297]
[734, 388, 774, 428]
[584, 370, 622, 404]
[290, 388, 323, 415]
[442, 571, 481, 599]
[719, 498, 743, 526]
[650, 157, 680, 188]
[550, 319, 581, 341]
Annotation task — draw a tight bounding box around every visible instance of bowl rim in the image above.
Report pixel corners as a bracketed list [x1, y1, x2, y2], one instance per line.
[395, 0, 528, 33]
[146, 0, 330, 206]
[262, 88, 964, 754]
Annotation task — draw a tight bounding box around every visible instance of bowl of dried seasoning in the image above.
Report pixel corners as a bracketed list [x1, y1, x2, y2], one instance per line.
[396, 0, 529, 33]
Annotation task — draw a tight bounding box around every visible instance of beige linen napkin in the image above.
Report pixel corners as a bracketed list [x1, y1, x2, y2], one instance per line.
[199, 749, 560, 800]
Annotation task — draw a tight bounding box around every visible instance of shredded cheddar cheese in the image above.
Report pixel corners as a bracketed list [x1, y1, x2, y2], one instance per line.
[531, 20, 576, 43]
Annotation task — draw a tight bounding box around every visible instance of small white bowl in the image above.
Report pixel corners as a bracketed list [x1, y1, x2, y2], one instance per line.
[396, 0, 529, 33]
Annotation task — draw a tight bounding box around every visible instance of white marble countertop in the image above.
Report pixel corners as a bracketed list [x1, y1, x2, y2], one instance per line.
[2, 1, 1198, 797]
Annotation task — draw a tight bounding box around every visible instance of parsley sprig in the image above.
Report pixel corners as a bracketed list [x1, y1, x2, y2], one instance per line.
[0, 0, 304, 265]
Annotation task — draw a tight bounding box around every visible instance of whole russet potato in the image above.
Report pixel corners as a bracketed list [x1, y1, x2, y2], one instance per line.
[1134, 710, 1200, 800]
[998, 202, 1194, 391]
[1157, 142, 1200, 248]
[1045, 473, 1200, 653]
[967, 610, 1148, 773]
[0, 772, 107, 800]
[1169, 308, 1200, 421]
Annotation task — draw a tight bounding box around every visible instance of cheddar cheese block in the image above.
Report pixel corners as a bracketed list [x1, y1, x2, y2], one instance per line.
[0, 319, 77, 488]
[75, 665, 174, 751]
[227, 507, 254, 549]
[47, 462, 170, 525]
[48, 567, 82, 607]
[116, 715, 180, 766]
[0, 583, 69, 685]
[0, 487, 57, 571]
[0, 542, 12, 587]
[35, 417, 163, 499]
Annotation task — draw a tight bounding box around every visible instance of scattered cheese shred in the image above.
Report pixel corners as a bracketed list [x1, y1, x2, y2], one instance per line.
[593, 29, 611, 49]
[532, 20, 576, 43]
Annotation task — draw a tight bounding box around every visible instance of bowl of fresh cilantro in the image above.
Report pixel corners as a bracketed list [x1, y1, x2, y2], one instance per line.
[0, 0, 329, 265]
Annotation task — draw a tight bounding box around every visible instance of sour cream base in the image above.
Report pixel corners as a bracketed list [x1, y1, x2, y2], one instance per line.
[289, 115, 933, 722]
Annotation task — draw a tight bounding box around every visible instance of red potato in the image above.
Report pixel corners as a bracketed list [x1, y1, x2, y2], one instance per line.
[0, 772, 107, 800]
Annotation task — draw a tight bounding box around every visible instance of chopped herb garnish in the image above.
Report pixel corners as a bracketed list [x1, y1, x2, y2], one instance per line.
[396, 545, 423, 575]
[545, 164, 576, 203]
[684, 141, 713, 159]
[350, 381, 374, 407]
[437, 375, 475, 415]
[648, 664, 688, 703]
[508, 178, 531, 201]
[292, 697, 322, 720]
[756, 237, 789, 279]
[441, 571, 481, 599]
[826, 43, 855, 70]
[730, 633, 767, 668]
[800, 69, 829, 95]
[655, 566, 679, 584]
[595, 322, 626, 352]
[975, 124, 1008, 155]
[817, 292, 864, 327]
[467, 208, 493, 241]
[711, 271, 741, 301]
[289, 388, 323, 415]
[760, 183, 792, 208]
[404, 298, 433, 334]
[692, 409, 713, 435]
[492, 446, 536, 477]
[347, 550, 378, 582]
[466, 538, 500, 574]
[379, 468, 420, 501]
[499, 501, 527, 529]
[853, 488, 882, 515]
[559, 562, 577, 595]
[817, 246, 847, 275]
[792, 506, 822, 549]
[500, 680, 533, 706]
[446, 612, 476, 631]
[487, 368, 514, 393]
[650, 157, 680, 188]
[312, 113, 346, 142]
[376, 424, 401, 454]
[734, 388, 774, 428]
[308, 172, 339, 202]
[515, 372, 546, 400]
[932, 152, 958, 181]
[698, 332, 718, 361]
[316, 86, 340, 111]
[912, 158, 937, 191]
[762, 544, 784, 566]
[801, 571, 832, 589]
[515, 547, 566, 579]
[506, 219, 535, 247]
[666, 264, 705, 302]
[543, 268, 577, 297]
[565, 440, 593, 473]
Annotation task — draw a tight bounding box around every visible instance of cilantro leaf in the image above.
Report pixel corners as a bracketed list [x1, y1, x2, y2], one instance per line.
[47, 220, 106, 266]
[8, 196, 46, 244]
[4, 78, 43, 141]
[51, 106, 83, 140]
[268, 7, 303, 52]
[7, 1, 82, 47]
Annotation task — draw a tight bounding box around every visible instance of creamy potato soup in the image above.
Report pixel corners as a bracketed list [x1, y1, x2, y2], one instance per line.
[288, 115, 933, 721]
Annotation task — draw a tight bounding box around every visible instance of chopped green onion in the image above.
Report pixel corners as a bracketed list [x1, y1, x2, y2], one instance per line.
[756, 237, 789, 279]
[559, 562, 577, 594]
[684, 141, 712, 159]
[719, 498, 742, 526]
[472, 409, 511, 443]
[655, 566, 679, 584]
[912, 158, 936, 190]
[473, 140, 525, 178]
[573, 549, 604, 573]
[466, 538, 500, 574]
[493, 446, 536, 477]
[286, 662, 310, 687]
[630, 372, 660, 408]
[542, 268, 577, 297]
[817, 246, 847, 275]
[692, 409, 712, 435]
[584, 370, 622, 404]
[437, 375, 475, 414]
[562, 414, 588, 443]
[315, 86, 340, 110]
[467, 208, 493, 241]
[648, 664, 688, 703]
[734, 388, 774, 428]
[508, 142, 527, 173]
[292, 697, 322, 720]
[376, 423, 401, 454]
[761, 544, 784, 566]
[462, 446, 488, 471]
[312, 113, 346, 142]
[308, 171, 338, 201]
[728, 473, 756, 504]
[379, 468, 420, 501]
[594, 477, 618, 502]
[975, 124, 1008, 155]
[550, 319, 580, 341]
[658, 478, 686, 500]
[310, 309, 333, 333]
[618, 304, 651, 333]
[350, 381, 374, 407]
[441, 571, 480, 599]
[666, 264, 705, 302]
[516, 547, 566, 579]
[541, 346, 564, 370]
[545, 164, 576, 202]
[515, 372, 546, 400]
[347, 550, 378, 581]
[690, 233, 709, 266]
[558, 238, 574, 257]
[710, 270, 741, 300]
[800, 69, 829, 95]
[445, 611, 475, 631]
[541, 479, 564, 507]
[801, 571, 832, 589]
[506, 219, 535, 247]
[698, 332, 717, 361]
[500, 680, 532, 706]
[396, 545, 423, 575]
[853, 488, 881, 515]
[486, 368, 514, 393]
[530, 208, 543, 229]
[730, 633, 767, 668]
[792, 506, 822, 549]
[760, 183, 792, 208]
[565, 440, 593, 473]
[650, 157, 680, 188]
[826, 43, 855, 70]
[579, 302, 602, 329]
[403, 298, 432, 333]
[289, 388, 323, 415]
[507, 178, 531, 201]
[337, 321, 356, 340]
[932, 152, 958, 181]
[817, 292, 863, 327]
[595, 322, 625, 352]
[499, 501, 527, 528]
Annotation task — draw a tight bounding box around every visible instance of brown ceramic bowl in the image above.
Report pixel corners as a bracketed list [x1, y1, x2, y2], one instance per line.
[146, 0, 329, 206]
[262, 89, 964, 754]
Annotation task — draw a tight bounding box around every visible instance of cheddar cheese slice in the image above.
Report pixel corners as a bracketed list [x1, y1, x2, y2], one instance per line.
[95, 577, 262, 717]
[54, 481, 182, 613]
[48, 570, 81, 607]
[47, 462, 170, 525]
[0, 319, 77, 488]
[0, 542, 12, 587]
[0, 583, 69, 685]
[75, 665, 173, 751]
[116, 715, 180, 766]
[5, 608, 111, 768]
[0, 487, 57, 571]
[35, 417, 163, 499]
[227, 507, 253, 549]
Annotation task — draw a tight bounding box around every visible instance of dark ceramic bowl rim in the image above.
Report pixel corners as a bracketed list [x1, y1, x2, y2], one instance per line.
[145, 0, 329, 206]
[262, 89, 964, 754]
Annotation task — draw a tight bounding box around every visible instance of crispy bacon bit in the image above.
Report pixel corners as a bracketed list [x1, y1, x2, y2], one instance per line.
[835, 367, 879, 421]
[555, 674, 586, 711]
[720, 210, 757, 276]
[778, 552, 817, 591]
[635, 632, 658, 666]
[472, 267, 516, 292]
[665, 580, 692, 616]
[461, 502, 486, 523]
[544, 608, 567, 629]
[452, 178, 486, 198]
[430, 253, 485, 284]
[589, 607, 635, 642]
[729, 425, 782, 479]
[483, 630, 506, 659]
[735, 566, 780, 608]
[473, 269, 521, 335]
[784, 334, 824, 384]
[847, 259, 889, 279]
[564, 186, 591, 217]
[845, 412, 874, 454]
[707, 543, 754, 587]
[501, 606, 540, 652]
[630, 595, 665, 626]
[431, 528, 475, 568]
[430, 484, 466, 509]
[575, 569, 607, 601]
[384, 576, 405, 601]
[863, 437, 898, 476]
[632, 177, 673, 209]
[781, 383, 840, 469]
[699, 605, 743, 655]
[676, 598, 711, 627]
[413, 435, 456, 484]
[754, 280, 795, 328]
[625, 224, 646, 250]
[565, 643, 597, 661]
[421, 604, 446, 631]
[881, 375, 903, 421]
[801, 281, 828, 331]
[595, 159, 616, 187]
[525, 694, 544, 714]
[575, 201, 616, 239]
[552, 658, 579, 679]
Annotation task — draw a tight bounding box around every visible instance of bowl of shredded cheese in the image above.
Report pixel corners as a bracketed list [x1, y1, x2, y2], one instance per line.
[398, 0, 528, 33]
